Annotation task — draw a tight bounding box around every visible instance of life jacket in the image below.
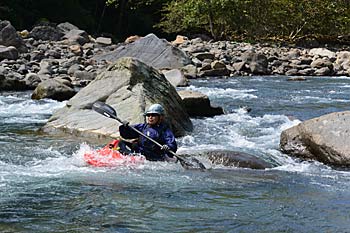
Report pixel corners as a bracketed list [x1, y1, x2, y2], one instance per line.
[139, 124, 167, 161]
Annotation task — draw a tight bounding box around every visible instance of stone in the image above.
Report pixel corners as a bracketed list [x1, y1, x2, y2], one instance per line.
[96, 37, 112, 46]
[31, 79, 76, 101]
[93, 33, 191, 69]
[280, 111, 350, 167]
[41, 57, 193, 139]
[178, 90, 224, 117]
[0, 46, 18, 60]
[162, 69, 188, 87]
[0, 20, 27, 52]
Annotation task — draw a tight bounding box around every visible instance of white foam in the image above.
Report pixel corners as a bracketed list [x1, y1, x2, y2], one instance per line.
[0, 93, 66, 123]
[184, 85, 257, 100]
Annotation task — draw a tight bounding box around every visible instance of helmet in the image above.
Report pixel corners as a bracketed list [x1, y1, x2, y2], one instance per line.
[144, 104, 165, 115]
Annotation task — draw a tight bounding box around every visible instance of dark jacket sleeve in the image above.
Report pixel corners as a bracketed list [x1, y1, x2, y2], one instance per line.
[119, 123, 145, 139]
[163, 128, 177, 153]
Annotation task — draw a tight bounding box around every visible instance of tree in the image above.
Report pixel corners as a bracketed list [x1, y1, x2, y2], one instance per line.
[157, 0, 350, 42]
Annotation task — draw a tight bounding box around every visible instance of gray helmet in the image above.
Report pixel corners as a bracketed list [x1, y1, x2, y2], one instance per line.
[144, 104, 165, 115]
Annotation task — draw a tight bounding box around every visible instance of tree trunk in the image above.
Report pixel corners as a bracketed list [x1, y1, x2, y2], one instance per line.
[116, 0, 128, 36]
[205, 0, 216, 40]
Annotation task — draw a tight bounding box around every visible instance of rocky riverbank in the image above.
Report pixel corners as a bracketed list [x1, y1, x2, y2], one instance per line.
[174, 36, 350, 78]
[1, 20, 350, 95]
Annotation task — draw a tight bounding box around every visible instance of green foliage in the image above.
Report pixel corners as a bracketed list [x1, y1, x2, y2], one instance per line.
[0, 0, 349, 43]
[158, 0, 350, 41]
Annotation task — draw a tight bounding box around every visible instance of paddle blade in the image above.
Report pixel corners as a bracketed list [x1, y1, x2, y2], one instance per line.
[92, 101, 117, 119]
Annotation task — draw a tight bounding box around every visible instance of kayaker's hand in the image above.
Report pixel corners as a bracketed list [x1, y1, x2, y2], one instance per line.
[161, 145, 170, 152]
[122, 120, 129, 127]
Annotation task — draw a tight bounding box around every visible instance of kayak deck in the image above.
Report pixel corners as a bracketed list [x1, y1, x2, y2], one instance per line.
[84, 139, 145, 167]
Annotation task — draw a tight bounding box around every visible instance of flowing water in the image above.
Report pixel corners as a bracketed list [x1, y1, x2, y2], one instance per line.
[1, 76, 350, 232]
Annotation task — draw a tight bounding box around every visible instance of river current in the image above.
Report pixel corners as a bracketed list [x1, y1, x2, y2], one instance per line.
[1, 76, 350, 232]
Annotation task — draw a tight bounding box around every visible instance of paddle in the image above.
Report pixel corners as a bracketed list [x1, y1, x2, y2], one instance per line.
[92, 101, 206, 170]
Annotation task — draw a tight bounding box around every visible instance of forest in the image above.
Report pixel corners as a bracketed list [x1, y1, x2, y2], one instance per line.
[1, 0, 349, 44]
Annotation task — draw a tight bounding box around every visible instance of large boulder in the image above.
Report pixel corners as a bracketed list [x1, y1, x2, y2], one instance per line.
[280, 111, 350, 167]
[41, 57, 193, 139]
[0, 20, 27, 52]
[92, 33, 192, 69]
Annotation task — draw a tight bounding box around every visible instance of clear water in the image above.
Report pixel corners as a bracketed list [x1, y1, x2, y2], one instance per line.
[1, 76, 350, 232]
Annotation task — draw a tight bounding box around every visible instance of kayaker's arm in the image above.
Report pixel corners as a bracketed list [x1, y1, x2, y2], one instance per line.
[162, 128, 177, 153]
[119, 123, 144, 139]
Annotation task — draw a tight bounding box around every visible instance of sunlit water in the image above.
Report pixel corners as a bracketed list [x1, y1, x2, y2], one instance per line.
[1, 76, 350, 232]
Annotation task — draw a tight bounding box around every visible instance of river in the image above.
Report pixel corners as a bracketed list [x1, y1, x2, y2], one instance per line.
[1, 76, 350, 232]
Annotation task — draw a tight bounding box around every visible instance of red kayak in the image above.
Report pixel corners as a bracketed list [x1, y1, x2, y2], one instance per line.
[84, 139, 145, 167]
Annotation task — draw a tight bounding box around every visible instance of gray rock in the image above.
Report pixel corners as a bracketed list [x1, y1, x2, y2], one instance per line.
[198, 68, 230, 77]
[181, 64, 197, 79]
[285, 69, 299, 76]
[162, 69, 188, 87]
[211, 60, 226, 69]
[0, 72, 27, 91]
[310, 58, 333, 69]
[96, 37, 112, 46]
[309, 48, 335, 59]
[314, 67, 332, 76]
[242, 52, 268, 74]
[280, 111, 350, 167]
[184, 150, 272, 169]
[29, 26, 64, 41]
[38, 60, 54, 75]
[298, 68, 315, 76]
[41, 57, 193, 139]
[0, 46, 18, 60]
[31, 79, 76, 101]
[92, 33, 191, 70]
[287, 76, 307, 81]
[0, 20, 27, 52]
[24, 73, 41, 89]
[62, 29, 90, 45]
[232, 61, 247, 72]
[193, 52, 215, 61]
[178, 90, 224, 117]
[336, 51, 350, 70]
[57, 22, 80, 34]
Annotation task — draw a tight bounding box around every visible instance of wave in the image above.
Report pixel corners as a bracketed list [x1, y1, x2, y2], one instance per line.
[0, 92, 66, 123]
[184, 85, 257, 100]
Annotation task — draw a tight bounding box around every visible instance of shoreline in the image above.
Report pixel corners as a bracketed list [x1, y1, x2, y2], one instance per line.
[1, 20, 350, 94]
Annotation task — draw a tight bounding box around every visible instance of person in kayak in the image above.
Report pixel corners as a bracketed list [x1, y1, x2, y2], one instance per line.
[118, 103, 177, 162]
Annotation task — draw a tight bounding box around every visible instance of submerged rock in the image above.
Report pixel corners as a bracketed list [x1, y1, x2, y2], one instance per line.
[206, 150, 272, 169]
[182, 150, 272, 169]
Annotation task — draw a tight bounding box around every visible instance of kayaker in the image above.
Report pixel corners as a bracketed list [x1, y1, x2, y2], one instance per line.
[118, 103, 177, 162]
